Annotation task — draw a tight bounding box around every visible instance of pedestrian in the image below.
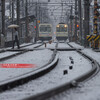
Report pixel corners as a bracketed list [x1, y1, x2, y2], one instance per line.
[12, 28, 20, 49]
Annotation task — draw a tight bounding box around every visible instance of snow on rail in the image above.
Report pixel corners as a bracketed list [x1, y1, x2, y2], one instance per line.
[0, 49, 53, 82]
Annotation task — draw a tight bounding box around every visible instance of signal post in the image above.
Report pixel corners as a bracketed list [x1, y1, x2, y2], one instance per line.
[93, 0, 99, 49]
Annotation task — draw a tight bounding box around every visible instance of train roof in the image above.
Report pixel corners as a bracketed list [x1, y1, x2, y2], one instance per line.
[58, 23, 66, 24]
[39, 23, 52, 25]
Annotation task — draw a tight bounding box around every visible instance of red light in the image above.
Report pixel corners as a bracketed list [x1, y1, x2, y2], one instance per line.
[34, 26, 36, 28]
[77, 25, 79, 27]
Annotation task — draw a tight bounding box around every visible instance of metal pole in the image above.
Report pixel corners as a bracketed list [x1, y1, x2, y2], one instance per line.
[17, 0, 20, 40]
[70, 6, 73, 41]
[1, 0, 5, 36]
[93, 0, 99, 49]
[84, 0, 90, 47]
[0, 0, 1, 46]
[41, 9, 43, 23]
[22, 0, 24, 17]
[9, 0, 12, 18]
[12, 0, 14, 41]
[78, 0, 82, 45]
[25, 0, 28, 42]
[39, 6, 40, 21]
[74, 0, 78, 42]
[35, 2, 38, 43]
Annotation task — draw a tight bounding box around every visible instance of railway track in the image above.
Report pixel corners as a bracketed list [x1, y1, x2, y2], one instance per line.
[23, 42, 100, 100]
[0, 42, 58, 93]
[0, 43, 34, 53]
[0, 43, 44, 62]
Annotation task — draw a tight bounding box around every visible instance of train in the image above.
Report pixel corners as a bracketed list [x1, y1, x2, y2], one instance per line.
[39, 23, 52, 41]
[56, 23, 68, 40]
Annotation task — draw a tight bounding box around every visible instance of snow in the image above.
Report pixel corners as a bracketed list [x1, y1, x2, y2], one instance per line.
[0, 49, 53, 82]
[38, 43, 56, 49]
[1, 0, 100, 99]
[46, 42, 100, 100]
[0, 43, 92, 100]
[58, 43, 71, 48]
[23, 43, 43, 49]
[69, 42, 84, 49]
[0, 51, 18, 58]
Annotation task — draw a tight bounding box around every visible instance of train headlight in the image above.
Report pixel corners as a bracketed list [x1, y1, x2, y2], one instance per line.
[57, 25, 59, 27]
[64, 25, 67, 27]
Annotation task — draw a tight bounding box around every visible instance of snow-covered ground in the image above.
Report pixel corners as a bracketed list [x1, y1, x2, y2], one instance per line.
[38, 43, 56, 49]
[0, 43, 92, 100]
[46, 42, 100, 100]
[58, 43, 71, 48]
[0, 43, 33, 50]
[0, 43, 42, 59]
[0, 51, 18, 58]
[0, 49, 53, 82]
[22, 43, 42, 49]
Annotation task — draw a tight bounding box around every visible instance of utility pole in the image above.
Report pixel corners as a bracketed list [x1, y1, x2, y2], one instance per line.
[12, 0, 14, 41]
[25, 0, 28, 42]
[35, 2, 38, 43]
[9, 0, 12, 19]
[1, 0, 5, 36]
[74, 0, 78, 42]
[40, 8, 43, 23]
[39, 6, 40, 21]
[78, 0, 82, 45]
[0, 0, 1, 46]
[69, 6, 73, 41]
[70, 6, 73, 41]
[21, 0, 25, 17]
[84, 0, 90, 47]
[17, 0, 20, 40]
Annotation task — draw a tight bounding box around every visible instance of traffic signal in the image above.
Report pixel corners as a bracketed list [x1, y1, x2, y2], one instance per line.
[34, 26, 36, 31]
[77, 24, 79, 30]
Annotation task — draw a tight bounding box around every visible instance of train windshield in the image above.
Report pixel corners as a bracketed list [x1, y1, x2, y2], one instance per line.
[40, 25, 51, 32]
[56, 25, 67, 32]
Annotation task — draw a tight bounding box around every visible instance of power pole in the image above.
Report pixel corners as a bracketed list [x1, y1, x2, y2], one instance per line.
[41, 8, 43, 23]
[84, 0, 90, 47]
[25, 0, 28, 42]
[1, 0, 5, 36]
[12, 0, 14, 41]
[74, 0, 78, 42]
[39, 6, 40, 21]
[70, 6, 73, 41]
[9, 0, 12, 19]
[35, 2, 38, 43]
[78, 0, 82, 45]
[17, 0, 20, 41]
[0, 0, 1, 46]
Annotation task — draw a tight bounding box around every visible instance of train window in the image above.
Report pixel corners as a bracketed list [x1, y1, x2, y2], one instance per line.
[47, 27, 51, 32]
[40, 25, 51, 32]
[60, 25, 64, 32]
[56, 27, 60, 32]
[64, 27, 67, 32]
[40, 25, 45, 32]
[56, 24, 67, 32]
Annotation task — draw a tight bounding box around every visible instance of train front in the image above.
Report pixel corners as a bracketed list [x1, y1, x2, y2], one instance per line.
[56, 23, 68, 41]
[39, 24, 52, 41]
